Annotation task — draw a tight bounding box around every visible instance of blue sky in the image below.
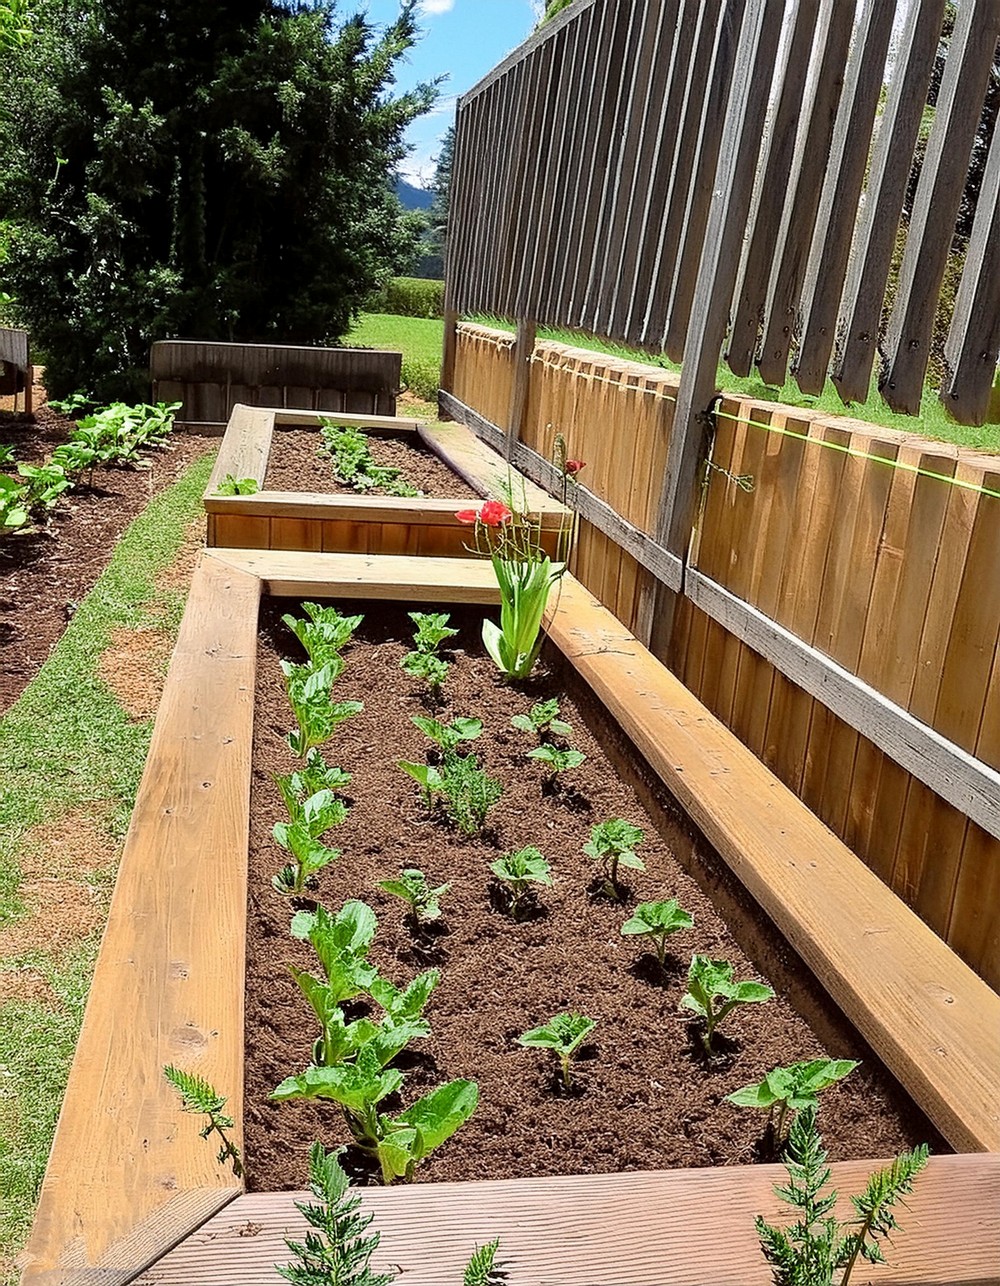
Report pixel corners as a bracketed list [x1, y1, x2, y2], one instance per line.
[359, 0, 541, 186]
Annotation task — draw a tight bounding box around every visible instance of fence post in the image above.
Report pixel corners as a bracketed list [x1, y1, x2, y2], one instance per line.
[506, 317, 536, 460]
[440, 307, 460, 418]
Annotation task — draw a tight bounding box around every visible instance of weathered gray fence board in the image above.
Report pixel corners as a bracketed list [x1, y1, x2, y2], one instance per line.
[882, 0, 1000, 414]
[0, 328, 29, 372]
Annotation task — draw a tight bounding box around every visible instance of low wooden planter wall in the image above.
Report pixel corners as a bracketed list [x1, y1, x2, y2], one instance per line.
[150, 341, 401, 428]
[0, 327, 32, 413]
[203, 405, 569, 557]
[19, 550, 999, 1286]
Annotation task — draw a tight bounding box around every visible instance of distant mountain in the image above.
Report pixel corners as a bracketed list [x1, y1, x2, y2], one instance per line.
[395, 178, 434, 211]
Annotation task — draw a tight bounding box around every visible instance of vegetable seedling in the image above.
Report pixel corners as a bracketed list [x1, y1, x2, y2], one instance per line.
[439, 751, 503, 835]
[409, 611, 458, 652]
[398, 759, 444, 808]
[379, 868, 450, 923]
[464, 1239, 502, 1286]
[276, 749, 351, 813]
[490, 846, 552, 914]
[756, 1106, 928, 1286]
[511, 697, 572, 740]
[216, 474, 260, 495]
[583, 818, 645, 896]
[400, 649, 449, 695]
[284, 661, 363, 757]
[283, 603, 363, 665]
[517, 1012, 596, 1090]
[727, 1057, 859, 1141]
[620, 899, 693, 966]
[163, 1066, 243, 1177]
[272, 787, 347, 894]
[319, 420, 420, 497]
[411, 714, 483, 753]
[681, 954, 775, 1054]
[526, 742, 585, 783]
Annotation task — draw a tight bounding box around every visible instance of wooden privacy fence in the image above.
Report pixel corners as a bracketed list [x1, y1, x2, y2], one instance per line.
[443, 322, 1000, 992]
[150, 340, 400, 427]
[0, 326, 31, 412]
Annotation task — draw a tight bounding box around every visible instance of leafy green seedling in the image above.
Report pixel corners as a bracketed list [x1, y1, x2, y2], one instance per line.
[411, 714, 483, 753]
[464, 1239, 502, 1286]
[216, 474, 260, 495]
[409, 611, 458, 652]
[47, 391, 92, 417]
[400, 649, 449, 695]
[511, 697, 572, 740]
[398, 759, 444, 808]
[379, 868, 450, 923]
[439, 751, 503, 835]
[490, 846, 552, 914]
[273, 1045, 478, 1184]
[517, 1012, 596, 1090]
[681, 954, 775, 1053]
[285, 661, 363, 757]
[319, 420, 420, 497]
[620, 899, 693, 966]
[284, 603, 364, 664]
[276, 750, 351, 815]
[756, 1105, 928, 1286]
[728, 1058, 859, 1141]
[370, 968, 440, 1028]
[19, 460, 72, 511]
[277, 1142, 393, 1286]
[272, 788, 346, 894]
[583, 818, 645, 895]
[0, 443, 17, 469]
[0, 475, 29, 532]
[526, 743, 585, 782]
[163, 1066, 243, 1177]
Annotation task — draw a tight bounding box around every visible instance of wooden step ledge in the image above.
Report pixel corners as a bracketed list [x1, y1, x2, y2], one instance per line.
[137, 1155, 1000, 1286]
[546, 576, 1000, 1155]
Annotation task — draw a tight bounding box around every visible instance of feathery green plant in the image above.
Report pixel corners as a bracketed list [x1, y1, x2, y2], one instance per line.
[463, 1238, 502, 1286]
[163, 1065, 243, 1177]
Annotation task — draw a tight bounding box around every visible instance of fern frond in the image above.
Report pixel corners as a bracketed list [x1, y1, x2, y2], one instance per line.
[163, 1065, 232, 1124]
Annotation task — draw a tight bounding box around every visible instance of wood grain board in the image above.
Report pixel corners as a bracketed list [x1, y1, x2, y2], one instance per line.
[136, 1156, 999, 1286]
[18, 554, 259, 1286]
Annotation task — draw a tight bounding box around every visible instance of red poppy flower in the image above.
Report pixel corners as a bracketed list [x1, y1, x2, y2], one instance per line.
[479, 499, 513, 526]
[455, 508, 480, 524]
[565, 459, 586, 475]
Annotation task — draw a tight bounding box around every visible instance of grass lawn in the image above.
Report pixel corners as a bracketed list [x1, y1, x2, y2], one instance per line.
[0, 450, 215, 1284]
[346, 313, 444, 402]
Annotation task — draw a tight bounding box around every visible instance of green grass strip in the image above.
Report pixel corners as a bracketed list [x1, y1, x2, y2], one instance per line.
[0, 448, 215, 1278]
[346, 312, 443, 403]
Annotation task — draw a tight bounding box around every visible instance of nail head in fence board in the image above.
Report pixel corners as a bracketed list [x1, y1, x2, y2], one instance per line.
[882, 0, 1000, 415]
[727, 0, 819, 378]
[793, 0, 897, 395]
[18, 554, 258, 1286]
[942, 106, 1000, 425]
[756, 0, 855, 388]
[546, 575, 1000, 1155]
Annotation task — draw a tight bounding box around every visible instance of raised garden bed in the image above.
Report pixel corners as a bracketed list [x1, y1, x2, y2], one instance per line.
[19, 551, 1000, 1286]
[204, 405, 569, 556]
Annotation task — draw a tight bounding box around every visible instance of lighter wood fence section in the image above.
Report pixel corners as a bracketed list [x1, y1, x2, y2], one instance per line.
[150, 341, 400, 428]
[19, 555, 258, 1286]
[449, 327, 1000, 991]
[137, 1156, 1000, 1286]
[449, 323, 516, 429]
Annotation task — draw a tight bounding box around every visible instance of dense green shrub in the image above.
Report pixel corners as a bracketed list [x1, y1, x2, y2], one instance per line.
[0, 0, 436, 401]
[368, 277, 445, 320]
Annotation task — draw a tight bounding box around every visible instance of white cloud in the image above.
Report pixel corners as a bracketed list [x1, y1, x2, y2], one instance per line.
[417, 0, 455, 15]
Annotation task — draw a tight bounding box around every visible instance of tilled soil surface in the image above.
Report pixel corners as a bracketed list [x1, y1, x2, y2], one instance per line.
[0, 404, 213, 714]
[245, 601, 942, 1190]
[263, 427, 477, 499]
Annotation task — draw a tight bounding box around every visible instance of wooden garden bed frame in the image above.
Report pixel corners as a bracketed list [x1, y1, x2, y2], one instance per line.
[203, 405, 569, 556]
[19, 550, 1000, 1286]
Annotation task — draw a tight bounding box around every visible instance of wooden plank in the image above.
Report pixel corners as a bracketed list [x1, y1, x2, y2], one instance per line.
[546, 575, 1000, 1154]
[418, 417, 565, 517]
[205, 405, 275, 493]
[684, 568, 1000, 844]
[205, 491, 561, 528]
[458, 0, 600, 106]
[209, 550, 502, 604]
[272, 409, 421, 433]
[882, 0, 1000, 414]
[211, 514, 271, 550]
[19, 555, 258, 1286]
[139, 1156, 1000, 1286]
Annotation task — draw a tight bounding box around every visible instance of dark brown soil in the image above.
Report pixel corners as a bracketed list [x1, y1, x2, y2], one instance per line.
[245, 602, 942, 1190]
[0, 403, 214, 714]
[263, 427, 477, 500]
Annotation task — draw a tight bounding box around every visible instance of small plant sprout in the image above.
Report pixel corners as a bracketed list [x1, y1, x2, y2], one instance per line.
[583, 818, 645, 896]
[526, 742, 585, 784]
[398, 758, 444, 808]
[400, 650, 449, 695]
[490, 846, 552, 915]
[728, 1058, 860, 1141]
[681, 955, 775, 1054]
[511, 697, 572, 740]
[284, 603, 364, 665]
[272, 788, 346, 895]
[439, 751, 503, 836]
[464, 1239, 502, 1286]
[620, 899, 693, 966]
[163, 1066, 244, 1178]
[517, 1012, 596, 1090]
[409, 611, 458, 652]
[216, 474, 260, 495]
[379, 868, 450, 923]
[285, 661, 363, 758]
[400, 611, 457, 698]
[277, 1143, 393, 1286]
[756, 1105, 928, 1286]
[411, 714, 483, 753]
[276, 750, 351, 812]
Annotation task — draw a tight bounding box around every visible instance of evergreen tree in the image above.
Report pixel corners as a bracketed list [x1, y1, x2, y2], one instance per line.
[0, 0, 436, 398]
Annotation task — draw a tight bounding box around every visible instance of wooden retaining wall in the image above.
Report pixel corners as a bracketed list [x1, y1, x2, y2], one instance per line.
[0, 326, 32, 412]
[446, 323, 1000, 991]
[150, 341, 400, 427]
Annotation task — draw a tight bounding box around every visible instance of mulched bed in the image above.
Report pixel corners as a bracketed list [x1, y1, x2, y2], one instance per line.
[245, 600, 942, 1190]
[0, 403, 214, 715]
[263, 426, 477, 500]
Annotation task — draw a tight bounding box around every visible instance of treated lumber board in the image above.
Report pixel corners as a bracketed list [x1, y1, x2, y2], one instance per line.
[137, 1156, 999, 1286]
[272, 408, 422, 433]
[205, 405, 274, 492]
[19, 554, 258, 1286]
[417, 418, 566, 517]
[546, 575, 1000, 1155]
[205, 492, 507, 526]
[209, 549, 502, 604]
